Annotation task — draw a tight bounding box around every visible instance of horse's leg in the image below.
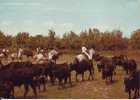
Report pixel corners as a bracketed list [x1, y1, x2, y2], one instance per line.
[69, 74, 72, 86]
[88, 69, 94, 80]
[88, 70, 91, 80]
[91, 68, 94, 80]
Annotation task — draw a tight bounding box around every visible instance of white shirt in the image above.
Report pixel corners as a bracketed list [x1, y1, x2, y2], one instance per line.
[2, 49, 6, 52]
[18, 49, 23, 57]
[82, 46, 87, 53]
[81, 47, 91, 60]
[36, 53, 44, 60]
[48, 49, 58, 60]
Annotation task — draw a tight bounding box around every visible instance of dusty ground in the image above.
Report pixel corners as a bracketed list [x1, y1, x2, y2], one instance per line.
[9, 51, 140, 99]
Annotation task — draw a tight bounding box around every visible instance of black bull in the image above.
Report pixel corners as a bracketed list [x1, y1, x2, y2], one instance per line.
[0, 61, 73, 98]
[124, 70, 140, 99]
[69, 59, 94, 81]
[96, 56, 116, 83]
[46, 62, 72, 88]
[0, 62, 44, 98]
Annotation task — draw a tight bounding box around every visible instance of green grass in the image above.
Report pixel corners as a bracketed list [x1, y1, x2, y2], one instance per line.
[13, 53, 138, 99]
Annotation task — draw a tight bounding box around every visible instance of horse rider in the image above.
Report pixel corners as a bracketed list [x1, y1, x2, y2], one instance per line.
[17, 48, 23, 61]
[2, 48, 6, 53]
[48, 48, 58, 63]
[75, 46, 95, 63]
[75, 46, 89, 62]
[33, 50, 46, 64]
[36, 47, 39, 54]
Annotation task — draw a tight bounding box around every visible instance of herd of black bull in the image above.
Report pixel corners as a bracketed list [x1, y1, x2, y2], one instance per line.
[0, 54, 139, 99]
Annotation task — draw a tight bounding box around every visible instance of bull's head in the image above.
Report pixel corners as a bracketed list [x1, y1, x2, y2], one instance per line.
[97, 63, 104, 72]
[69, 62, 77, 72]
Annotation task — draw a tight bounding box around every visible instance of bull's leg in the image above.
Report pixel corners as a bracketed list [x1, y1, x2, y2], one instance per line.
[128, 90, 131, 99]
[105, 77, 108, 84]
[23, 84, 29, 98]
[76, 73, 78, 82]
[64, 77, 68, 88]
[138, 89, 139, 98]
[30, 83, 37, 97]
[133, 89, 139, 99]
[50, 77, 55, 85]
[110, 75, 113, 83]
[69, 74, 72, 86]
[114, 70, 116, 75]
[11, 86, 15, 98]
[58, 78, 63, 89]
[40, 76, 46, 91]
[64, 77, 67, 84]
[82, 72, 84, 81]
[126, 69, 129, 74]
[49, 74, 55, 85]
[42, 78, 46, 91]
[35, 76, 41, 91]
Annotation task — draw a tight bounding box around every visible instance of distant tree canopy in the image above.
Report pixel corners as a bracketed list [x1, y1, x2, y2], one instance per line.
[130, 29, 140, 49]
[0, 28, 139, 51]
[0, 31, 12, 48]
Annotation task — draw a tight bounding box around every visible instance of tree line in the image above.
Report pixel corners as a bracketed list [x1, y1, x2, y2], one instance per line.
[0, 28, 140, 51]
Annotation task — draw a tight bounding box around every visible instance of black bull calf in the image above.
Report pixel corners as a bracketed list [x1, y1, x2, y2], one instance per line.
[45, 62, 72, 88]
[69, 59, 94, 81]
[96, 57, 116, 83]
[0, 62, 42, 98]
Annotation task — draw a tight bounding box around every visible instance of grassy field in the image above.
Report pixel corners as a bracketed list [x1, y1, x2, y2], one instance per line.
[12, 50, 140, 99]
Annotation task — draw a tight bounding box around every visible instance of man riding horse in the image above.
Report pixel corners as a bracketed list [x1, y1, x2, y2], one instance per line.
[75, 46, 95, 63]
[48, 48, 59, 63]
[69, 46, 95, 81]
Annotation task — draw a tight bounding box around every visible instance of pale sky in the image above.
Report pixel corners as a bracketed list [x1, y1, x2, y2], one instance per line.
[0, 0, 140, 37]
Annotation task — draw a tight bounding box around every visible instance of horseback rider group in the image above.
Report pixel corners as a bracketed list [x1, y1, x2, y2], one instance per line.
[14, 46, 95, 64]
[33, 47, 59, 63]
[1, 46, 95, 65]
